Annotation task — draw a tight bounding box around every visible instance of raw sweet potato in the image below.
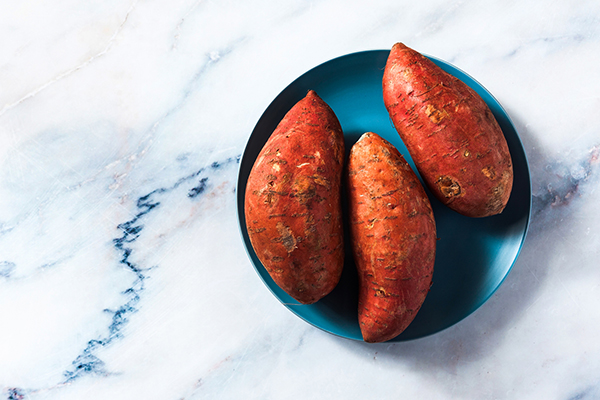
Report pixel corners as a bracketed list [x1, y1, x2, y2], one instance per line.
[245, 90, 345, 305]
[347, 132, 436, 343]
[382, 42, 513, 218]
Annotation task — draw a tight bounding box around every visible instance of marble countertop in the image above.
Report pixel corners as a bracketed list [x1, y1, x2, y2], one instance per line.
[1, 1, 599, 399]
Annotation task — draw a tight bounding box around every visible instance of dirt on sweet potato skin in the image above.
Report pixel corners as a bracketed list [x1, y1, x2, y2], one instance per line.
[245, 90, 345, 305]
[347, 132, 436, 343]
[382, 42, 513, 218]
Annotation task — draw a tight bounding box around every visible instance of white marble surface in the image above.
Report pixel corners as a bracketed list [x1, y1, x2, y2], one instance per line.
[1, 0, 599, 399]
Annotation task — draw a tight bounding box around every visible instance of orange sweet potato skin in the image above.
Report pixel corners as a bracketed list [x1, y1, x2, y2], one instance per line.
[347, 132, 436, 343]
[383, 42, 513, 218]
[245, 90, 345, 305]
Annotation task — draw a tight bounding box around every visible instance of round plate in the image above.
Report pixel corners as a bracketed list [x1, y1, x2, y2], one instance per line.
[237, 50, 531, 342]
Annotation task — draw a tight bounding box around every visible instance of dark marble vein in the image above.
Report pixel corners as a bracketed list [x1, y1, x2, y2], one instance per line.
[60, 154, 240, 384]
[568, 383, 600, 400]
[5, 388, 25, 400]
[0, 261, 15, 278]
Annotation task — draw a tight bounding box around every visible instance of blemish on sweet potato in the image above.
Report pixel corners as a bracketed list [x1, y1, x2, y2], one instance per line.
[481, 166, 496, 179]
[437, 176, 462, 198]
[312, 175, 330, 188]
[424, 104, 449, 124]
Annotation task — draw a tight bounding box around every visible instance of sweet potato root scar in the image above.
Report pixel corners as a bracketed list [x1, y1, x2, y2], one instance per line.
[424, 104, 449, 124]
[481, 166, 496, 179]
[366, 218, 379, 229]
[312, 175, 330, 188]
[276, 222, 297, 253]
[437, 176, 462, 198]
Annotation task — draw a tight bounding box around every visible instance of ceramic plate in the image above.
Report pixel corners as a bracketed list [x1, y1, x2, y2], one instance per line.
[237, 50, 531, 342]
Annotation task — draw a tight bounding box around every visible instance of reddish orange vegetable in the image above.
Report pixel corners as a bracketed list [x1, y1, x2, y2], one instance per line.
[245, 90, 345, 304]
[383, 42, 513, 218]
[347, 132, 436, 343]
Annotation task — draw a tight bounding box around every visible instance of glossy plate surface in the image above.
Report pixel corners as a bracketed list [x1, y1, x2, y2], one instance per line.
[237, 50, 531, 342]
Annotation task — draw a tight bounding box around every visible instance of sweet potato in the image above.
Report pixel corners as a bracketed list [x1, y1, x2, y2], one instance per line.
[347, 132, 436, 343]
[245, 90, 345, 305]
[382, 42, 513, 218]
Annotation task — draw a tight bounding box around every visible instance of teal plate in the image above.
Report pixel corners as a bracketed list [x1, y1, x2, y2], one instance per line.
[237, 50, 531, 342]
